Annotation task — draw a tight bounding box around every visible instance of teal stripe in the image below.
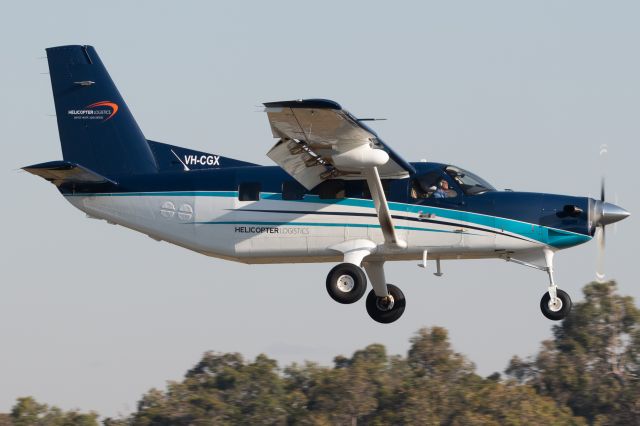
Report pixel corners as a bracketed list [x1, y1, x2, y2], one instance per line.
[66, 191, 239, 198]
[546, 229, 591, 248]
[66, 191, 591, 248]
[195, 220, 462, 234]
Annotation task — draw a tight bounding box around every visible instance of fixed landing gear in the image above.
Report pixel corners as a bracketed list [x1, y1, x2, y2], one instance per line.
[540, 289, 572, 321]
[326, 263, 367, 304]
[505, 248, 573, 321]
[541, 249, 572, 321]
[325, 259, 406, 324]
[365, 284, 406, 324]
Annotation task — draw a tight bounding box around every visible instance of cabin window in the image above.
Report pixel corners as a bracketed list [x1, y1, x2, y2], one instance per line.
[410, 172, 450, 199]
[282, 180, 305, 200]
[345, 180, 368, 199]
[314, 180, 346, 199]
[446, 166, 495, 196]
[362, 180, 391, 200]
[238, 182, 260, 201]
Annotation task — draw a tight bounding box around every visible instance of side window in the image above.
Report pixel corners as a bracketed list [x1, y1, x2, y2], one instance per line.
[432, 177, 458, 199]
[362, 180, 391, 199]
[382, 180, 391, 198]
[411, 171, 447, 199]
[238, 182, 260, 201]
[282, 180, 305, 200]
[345, 180, 368, 199]
[314, 180, 346, 200]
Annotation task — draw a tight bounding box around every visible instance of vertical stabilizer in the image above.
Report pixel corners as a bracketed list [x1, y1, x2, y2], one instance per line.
[46, 45, 157, 176]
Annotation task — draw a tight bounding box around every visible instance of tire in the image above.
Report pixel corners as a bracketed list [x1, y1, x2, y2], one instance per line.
[326, 263, 367, 304]
[366, 284, 406, 324]
[540, 289, 572, 321]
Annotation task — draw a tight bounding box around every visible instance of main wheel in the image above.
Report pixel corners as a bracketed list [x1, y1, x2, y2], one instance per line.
[540, 289, 572, 321]
[326, 263, 367, 304]
[366, 284, 406, 324]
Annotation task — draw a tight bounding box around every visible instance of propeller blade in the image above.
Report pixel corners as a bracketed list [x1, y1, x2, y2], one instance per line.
[595, 225, 606, 282]
[614, 193, 619, 235]
[599, 144, 608, 202]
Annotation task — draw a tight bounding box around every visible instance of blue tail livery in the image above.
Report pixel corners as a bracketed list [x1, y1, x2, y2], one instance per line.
[46, 45, 157, 176]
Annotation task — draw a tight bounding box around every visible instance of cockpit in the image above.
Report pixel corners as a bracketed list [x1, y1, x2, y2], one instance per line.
[410, 165, 496, 200]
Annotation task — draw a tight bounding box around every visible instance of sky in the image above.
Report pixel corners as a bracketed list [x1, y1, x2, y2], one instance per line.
[1, 0, 638, 418]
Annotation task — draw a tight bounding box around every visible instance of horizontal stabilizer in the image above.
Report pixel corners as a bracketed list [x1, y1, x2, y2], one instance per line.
[23, 161, 116, 186]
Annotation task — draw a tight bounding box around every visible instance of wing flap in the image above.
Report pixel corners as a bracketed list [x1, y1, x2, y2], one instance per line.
[266, 139, 329, 189]
[263, 99, 414, 186]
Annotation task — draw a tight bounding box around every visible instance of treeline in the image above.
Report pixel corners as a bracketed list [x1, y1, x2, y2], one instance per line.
[3, 281, 639, 425]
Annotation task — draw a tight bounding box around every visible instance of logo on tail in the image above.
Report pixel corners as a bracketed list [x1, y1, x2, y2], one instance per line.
[67, 101, 119, 122]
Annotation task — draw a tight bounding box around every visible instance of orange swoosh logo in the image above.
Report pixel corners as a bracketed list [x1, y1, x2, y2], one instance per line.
[86, 101, 119, 121]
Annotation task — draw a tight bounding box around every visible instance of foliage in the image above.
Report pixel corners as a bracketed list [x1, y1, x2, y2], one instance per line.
[506, 280, 640, 425]
[123, 327, 581, 425]
[8, 397, 98, 426]
[5, 280, 640, 425]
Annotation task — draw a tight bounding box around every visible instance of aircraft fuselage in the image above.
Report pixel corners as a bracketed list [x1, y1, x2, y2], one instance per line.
[60, 162, 593, 264]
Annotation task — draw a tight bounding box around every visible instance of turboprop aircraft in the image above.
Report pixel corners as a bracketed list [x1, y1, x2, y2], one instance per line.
[24, 45, 630, 323]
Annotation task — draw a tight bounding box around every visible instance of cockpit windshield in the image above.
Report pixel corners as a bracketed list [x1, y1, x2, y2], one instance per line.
[445, 166, 496, 195]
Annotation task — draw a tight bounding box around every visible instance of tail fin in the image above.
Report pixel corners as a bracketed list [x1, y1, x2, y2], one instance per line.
[46, 45, 157, 176]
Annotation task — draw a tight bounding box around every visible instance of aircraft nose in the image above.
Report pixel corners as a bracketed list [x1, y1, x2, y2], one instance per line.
[598, 202, 630, 226]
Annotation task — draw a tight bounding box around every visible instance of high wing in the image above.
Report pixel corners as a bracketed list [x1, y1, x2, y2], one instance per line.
[264, 99, 415, 187]
[264, 99, 412, 248]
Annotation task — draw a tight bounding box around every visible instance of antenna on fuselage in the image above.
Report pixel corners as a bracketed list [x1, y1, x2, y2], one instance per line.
[171, 149, 190, 171]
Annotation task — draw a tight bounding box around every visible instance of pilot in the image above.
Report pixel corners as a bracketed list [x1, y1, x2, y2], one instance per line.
[433, 179, 456, 198]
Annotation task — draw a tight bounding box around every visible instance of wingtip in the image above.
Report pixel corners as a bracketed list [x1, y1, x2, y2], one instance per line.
[263, 99, 342, 110]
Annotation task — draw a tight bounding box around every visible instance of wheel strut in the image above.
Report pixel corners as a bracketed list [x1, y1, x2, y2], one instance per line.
[363, 261, 389, 298]
[544, 248, 558, 305]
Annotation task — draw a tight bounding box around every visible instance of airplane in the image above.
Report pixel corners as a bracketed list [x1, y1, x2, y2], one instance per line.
[24, 45, 630, 324]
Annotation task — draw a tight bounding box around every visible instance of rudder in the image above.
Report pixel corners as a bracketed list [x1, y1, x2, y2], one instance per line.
[46, 45, 157, 176]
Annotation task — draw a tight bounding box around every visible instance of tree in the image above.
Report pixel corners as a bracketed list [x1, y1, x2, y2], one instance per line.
[302, 345, 384, 425]
[122, 325, 587, 425]
[506, 280, 640, 424]
[132, 352, 287, 425]
[19, 280, 640, 425]
[9, 396, 98, 426]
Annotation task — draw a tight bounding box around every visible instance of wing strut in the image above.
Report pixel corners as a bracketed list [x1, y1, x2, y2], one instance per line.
[363, 167, 406, 249]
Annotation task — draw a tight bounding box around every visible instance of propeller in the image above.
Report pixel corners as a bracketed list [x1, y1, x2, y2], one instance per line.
[595, 145, 608, 282]
[595, 177, 606, 282]
[593, 145, 630, 282]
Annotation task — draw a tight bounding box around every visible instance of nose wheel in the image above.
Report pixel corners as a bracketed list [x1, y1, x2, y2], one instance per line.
[505, 248, 573, 321]
[365, 284, 406, 324]
[540, 289, 572, 321]
[540, 249, 572, 321]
